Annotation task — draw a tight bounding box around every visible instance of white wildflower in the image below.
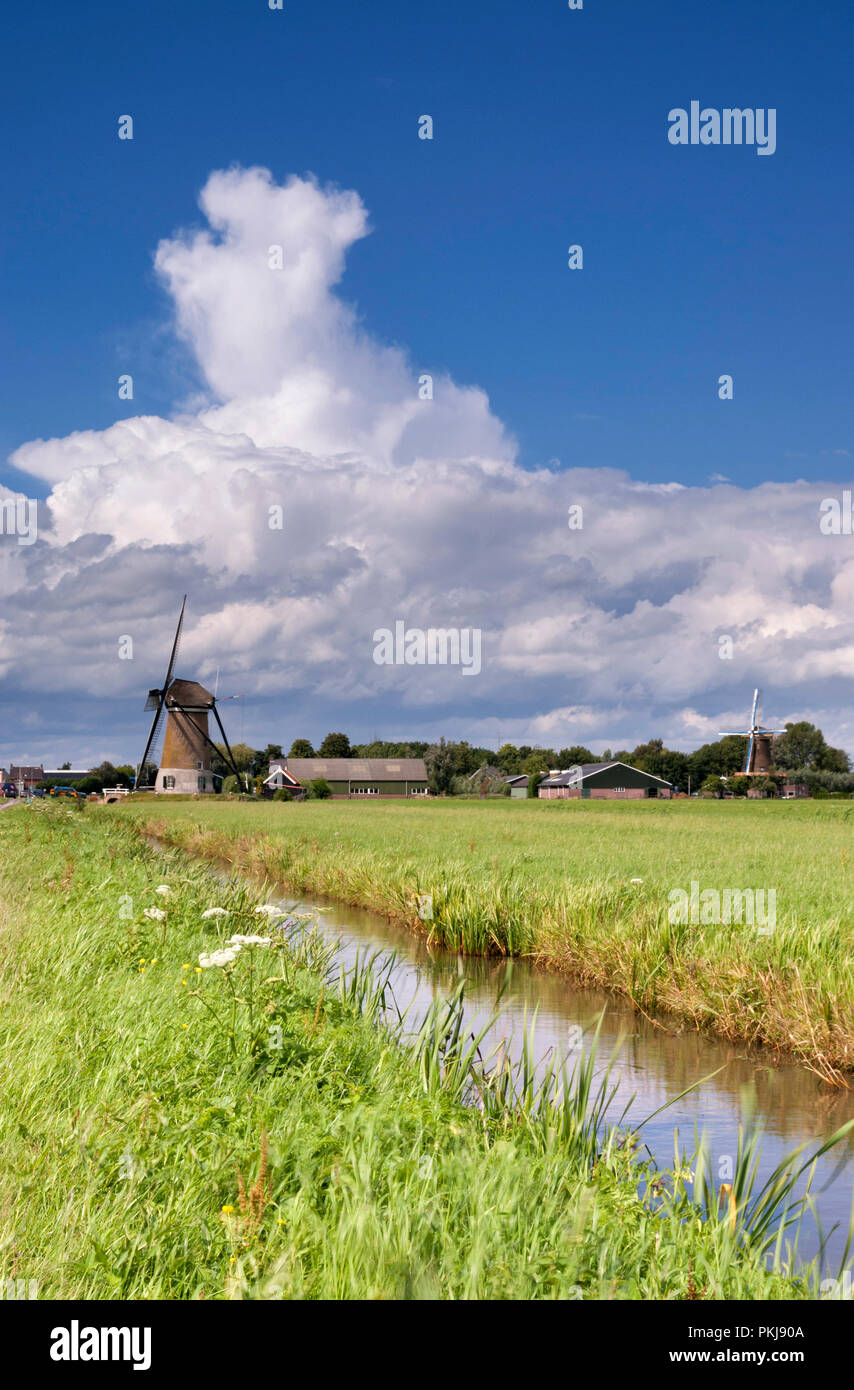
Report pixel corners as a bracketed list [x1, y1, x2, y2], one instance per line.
[629, 878, 644, 885]
[227, 934, 272, 947]
[254, 904, 287, 917]
[155, 885, 171, 897]
[199, 947, 241, 969]
[201, 907, 229, 919]
[144, 907, 166, 921]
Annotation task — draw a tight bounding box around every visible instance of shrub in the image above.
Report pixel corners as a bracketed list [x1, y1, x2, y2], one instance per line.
[308, 778, 331, 800]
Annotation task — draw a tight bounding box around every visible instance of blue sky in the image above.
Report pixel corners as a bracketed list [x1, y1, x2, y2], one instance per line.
[3, 0, 852, 491]
[2, 0, 854, 767]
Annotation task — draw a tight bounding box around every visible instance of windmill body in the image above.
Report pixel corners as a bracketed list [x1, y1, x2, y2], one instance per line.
[156, 679, 216, 794]
[138, 597, 248, 794]
[719, 688, 785, 777]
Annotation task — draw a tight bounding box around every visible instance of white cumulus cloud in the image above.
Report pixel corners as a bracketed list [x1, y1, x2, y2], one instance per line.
[3, 166, 854, 763]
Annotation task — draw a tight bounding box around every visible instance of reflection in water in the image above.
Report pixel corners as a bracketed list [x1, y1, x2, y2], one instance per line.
[148, 837, 854, 1274]
[281, 891, 854, 1273]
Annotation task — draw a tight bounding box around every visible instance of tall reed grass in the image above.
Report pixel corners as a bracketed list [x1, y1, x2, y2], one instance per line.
[1, 802, 849, 1300]
[122, 799, 854, 1079]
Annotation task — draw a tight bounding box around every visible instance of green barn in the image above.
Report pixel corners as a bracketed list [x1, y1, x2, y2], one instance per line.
[265, 757, 429, 799]
[538, 762, 672, 799]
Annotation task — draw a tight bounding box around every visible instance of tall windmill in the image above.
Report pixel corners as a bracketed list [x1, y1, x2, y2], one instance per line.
[719, 689, 785, 776]
[137, 596, 247, 793]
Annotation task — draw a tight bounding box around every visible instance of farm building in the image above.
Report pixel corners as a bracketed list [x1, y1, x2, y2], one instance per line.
[9, 765, 44, 793]
[781, 782, 811, 799]
[538, 762, 673, 799]
[504, 774, 529, 798]
[266, 757, 429, 799]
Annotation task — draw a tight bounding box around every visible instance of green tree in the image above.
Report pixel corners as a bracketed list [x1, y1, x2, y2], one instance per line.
[307, 777, 331, 800]
[318, 732, 351, 758]
[352, 740, 429, 758]
[629, 741, 688, 790]
[212, 741, 256, 774]
[288, 739, 315, 758]
[519, 749, 553, 797]
[89, 760, 131, 788]
[521, 749, 554, 777]
[556, 746, 594, 767]
[425, 739, 456, 795]
[260, 744, 283, 764]
[772, 722, 850, 773]
[688, 736, 746, 784]
[655, 750, 689, 790]
[496, 743, 521, 773]
[75, 776, 103, 794]
[629, 739, 664, 771]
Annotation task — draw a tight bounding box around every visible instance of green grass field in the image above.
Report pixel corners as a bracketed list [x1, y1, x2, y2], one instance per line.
[118, 796, 854, 1077]
[1, 801, 847, 1300]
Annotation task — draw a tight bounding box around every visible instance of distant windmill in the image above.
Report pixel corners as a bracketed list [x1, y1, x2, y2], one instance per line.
[719, 688, 785, 776]
[137, 596, 247, 793]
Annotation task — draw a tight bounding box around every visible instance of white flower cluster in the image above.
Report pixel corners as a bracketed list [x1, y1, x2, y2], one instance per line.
[198, 931, 272, 969]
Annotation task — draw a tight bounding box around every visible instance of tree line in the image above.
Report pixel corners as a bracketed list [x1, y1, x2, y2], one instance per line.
[215, 721, 853, 796]
[38, 719, 852, 797]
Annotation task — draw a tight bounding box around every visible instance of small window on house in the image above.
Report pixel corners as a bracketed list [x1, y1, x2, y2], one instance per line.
[614, 786, 625, 792]
[198, 776, 206, 791]
[163, 776, 175, 790]
[197, 761, 203, 770]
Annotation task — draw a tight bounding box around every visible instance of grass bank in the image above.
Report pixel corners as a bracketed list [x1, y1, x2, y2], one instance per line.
[117, 797, 854, 1080]
[0, 801, 845, 1300]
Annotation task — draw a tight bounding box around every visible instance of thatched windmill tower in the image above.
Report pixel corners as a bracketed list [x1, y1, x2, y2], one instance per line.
[719, 689, 785, 776]
[137, 597, 246, 794]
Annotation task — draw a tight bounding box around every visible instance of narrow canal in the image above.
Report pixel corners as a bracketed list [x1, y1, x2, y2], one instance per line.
[153, 836, 854, 1279]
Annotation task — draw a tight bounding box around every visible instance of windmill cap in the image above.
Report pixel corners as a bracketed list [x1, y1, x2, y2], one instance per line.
[165, 678, 215, 709]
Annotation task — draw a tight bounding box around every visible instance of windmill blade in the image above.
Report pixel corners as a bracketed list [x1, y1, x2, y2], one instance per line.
[137, 698, 166, 784]
[719, 730, 748, 736]
[162, 594, 187, 695]
[750, 688, 760, 729]
[745, 731, 755, 774]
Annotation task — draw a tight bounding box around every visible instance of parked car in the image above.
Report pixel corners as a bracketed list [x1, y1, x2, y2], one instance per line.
[1, 782, 17, 798]
[49, 786, 84, 801]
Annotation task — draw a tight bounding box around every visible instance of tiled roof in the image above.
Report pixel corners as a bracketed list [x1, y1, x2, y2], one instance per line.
[284, 758, 428, 782]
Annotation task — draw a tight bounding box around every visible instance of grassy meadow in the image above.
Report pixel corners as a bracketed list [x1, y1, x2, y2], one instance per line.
[0, 800, 848, 1300]
[117, 795, 854, 1079]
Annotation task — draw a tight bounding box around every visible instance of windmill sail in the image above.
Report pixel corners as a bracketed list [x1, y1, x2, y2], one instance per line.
[718, 687, 786, 776]
[137, 595, 248, 795]
[136, 596, 187, 785]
